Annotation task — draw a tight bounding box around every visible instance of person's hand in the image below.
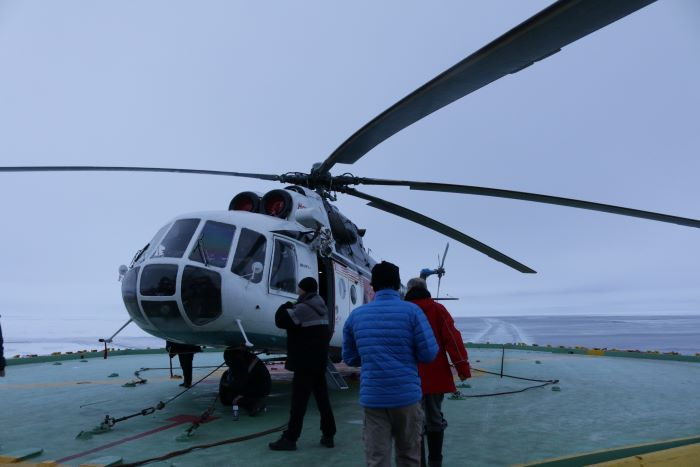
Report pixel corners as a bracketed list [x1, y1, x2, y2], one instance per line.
[0, 369, 5, 377]
[458, 372, 469, 381]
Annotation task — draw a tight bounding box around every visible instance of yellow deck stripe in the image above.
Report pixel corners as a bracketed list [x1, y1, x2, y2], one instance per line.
[590, 443, 700, 466]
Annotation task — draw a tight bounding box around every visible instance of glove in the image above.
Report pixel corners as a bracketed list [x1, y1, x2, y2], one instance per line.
[458, 372, 469, 381]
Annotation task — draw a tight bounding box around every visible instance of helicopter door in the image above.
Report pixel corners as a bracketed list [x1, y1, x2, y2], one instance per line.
[317, 256, 335, 334]
[269, 237, 317, 298]
[269, 238, 298, 297]
[332, 262, 361, 330]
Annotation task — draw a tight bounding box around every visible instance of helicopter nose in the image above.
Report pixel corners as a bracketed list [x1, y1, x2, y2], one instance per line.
[121, 263, 223, 336]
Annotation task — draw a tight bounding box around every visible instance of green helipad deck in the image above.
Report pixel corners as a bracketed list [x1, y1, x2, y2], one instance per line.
[1, 347, 698, 466]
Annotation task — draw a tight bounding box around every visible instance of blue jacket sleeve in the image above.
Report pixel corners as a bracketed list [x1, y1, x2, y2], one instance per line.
[413, 309, 438, 364]
[342, 316, 361, 367]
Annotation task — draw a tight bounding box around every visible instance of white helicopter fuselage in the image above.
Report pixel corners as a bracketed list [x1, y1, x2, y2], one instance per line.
[121, 185, 376, 355]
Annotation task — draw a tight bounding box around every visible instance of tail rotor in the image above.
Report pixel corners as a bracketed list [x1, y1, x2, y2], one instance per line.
[419, 242, 453, 300]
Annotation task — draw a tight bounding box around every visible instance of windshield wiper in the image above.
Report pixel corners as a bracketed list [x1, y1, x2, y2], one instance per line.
[195, 236, 210, 267]
[129, 243, 150, 267]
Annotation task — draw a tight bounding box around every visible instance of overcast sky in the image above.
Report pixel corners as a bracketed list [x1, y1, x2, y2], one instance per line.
[1, 1, 699, 343]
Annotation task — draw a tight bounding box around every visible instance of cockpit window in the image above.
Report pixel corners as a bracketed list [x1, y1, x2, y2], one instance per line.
[189, 221, 236, 268]
[231, 228, 267, 283]
[152, 219, 200, 259]
[134, 224, 170, 265]
[270, 239, 297, 294]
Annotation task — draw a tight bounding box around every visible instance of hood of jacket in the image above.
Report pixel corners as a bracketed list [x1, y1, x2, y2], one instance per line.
[405, 286, 431, 301]
[299, 292, 327, 316]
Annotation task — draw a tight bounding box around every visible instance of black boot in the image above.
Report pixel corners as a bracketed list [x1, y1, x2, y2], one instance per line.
[269, 435, 297, 451]
[320, 435, 334, 448]
[426, 431, 444, 467]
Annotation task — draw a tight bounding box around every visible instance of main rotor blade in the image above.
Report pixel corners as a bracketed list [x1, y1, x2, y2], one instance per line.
[344, 188, 536, 274]
[0, 166, 282, 181]
[317, 0, 656, 174]
[355, 178, 700, 229]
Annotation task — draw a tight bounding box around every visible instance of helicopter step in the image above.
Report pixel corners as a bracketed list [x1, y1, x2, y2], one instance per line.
[325, 358, 348, 390]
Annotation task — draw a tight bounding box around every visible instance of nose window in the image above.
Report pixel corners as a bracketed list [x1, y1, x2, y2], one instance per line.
[140, 264, 178, 296]
[141, 300, 188, 333]
[181, 265, 222, 325]
[231, 228, 267, 283]
[151, 218, 200, 259]
[121, 266, 150, 328]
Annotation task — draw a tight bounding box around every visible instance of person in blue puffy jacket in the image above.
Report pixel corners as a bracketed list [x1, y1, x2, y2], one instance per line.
[343, 261, 438, 467]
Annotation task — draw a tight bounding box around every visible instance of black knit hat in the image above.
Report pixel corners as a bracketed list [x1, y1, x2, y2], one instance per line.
[298, 277, 318, 294]
[371, 261, 400, 291]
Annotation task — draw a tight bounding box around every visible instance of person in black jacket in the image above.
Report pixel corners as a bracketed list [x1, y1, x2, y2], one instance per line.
[269, 277, 336, 451]
[166, 341, 202, 388]
[220, 348, 271, 416]
[0, 317, 6, 377]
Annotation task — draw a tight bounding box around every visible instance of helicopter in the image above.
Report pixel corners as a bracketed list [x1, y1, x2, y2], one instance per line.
[2, 0, 699, 364]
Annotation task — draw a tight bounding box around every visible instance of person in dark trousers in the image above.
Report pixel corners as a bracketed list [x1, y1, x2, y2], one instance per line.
[342, 262, 438, 467]
[220, 347, 271, 416]
[269, 277, 336, 451]
[166, 341, 202, 388]
[406, 277, 471, 467]
[0, 317, 6, 377]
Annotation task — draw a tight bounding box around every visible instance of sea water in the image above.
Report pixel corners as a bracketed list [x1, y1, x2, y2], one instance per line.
[3, 314, 699, 357]
[455, 314, 700, 355]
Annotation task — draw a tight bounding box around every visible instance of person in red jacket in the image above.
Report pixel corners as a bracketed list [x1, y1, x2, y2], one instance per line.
[406, 277, 471, 467]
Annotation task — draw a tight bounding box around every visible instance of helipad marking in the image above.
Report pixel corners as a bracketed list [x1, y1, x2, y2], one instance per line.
[0, 447, 43, 463]
[0, 376, 176, 390]
[55, 414, 216, 464]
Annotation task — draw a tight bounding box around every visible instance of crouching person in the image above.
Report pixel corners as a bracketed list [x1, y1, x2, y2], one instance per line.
[220, 348, 271, 416]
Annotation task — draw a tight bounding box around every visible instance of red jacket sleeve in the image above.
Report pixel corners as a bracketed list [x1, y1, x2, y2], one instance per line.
[436, 304, 471, 379]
